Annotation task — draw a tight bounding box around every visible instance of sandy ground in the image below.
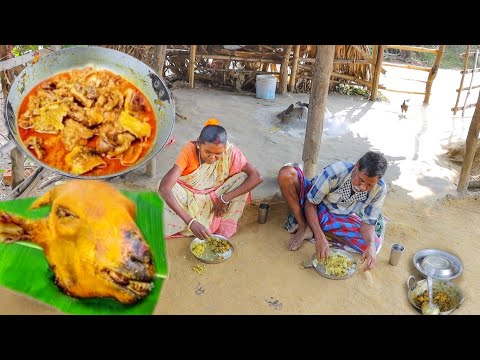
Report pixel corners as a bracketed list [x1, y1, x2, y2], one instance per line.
[0, 66, 479, 314]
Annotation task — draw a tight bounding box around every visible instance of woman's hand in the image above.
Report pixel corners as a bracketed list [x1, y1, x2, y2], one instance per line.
[189, 220, 211, 240]
[213, 196, 229, 217]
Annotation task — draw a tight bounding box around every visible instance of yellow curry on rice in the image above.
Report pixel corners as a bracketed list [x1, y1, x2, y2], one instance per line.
[18, 67, 156, 176]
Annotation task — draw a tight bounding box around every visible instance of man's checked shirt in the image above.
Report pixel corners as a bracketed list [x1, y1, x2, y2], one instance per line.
[306, 161, 387, 225]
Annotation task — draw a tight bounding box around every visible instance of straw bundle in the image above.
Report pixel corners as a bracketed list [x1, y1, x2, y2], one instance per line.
[101, 45, 372, 93]
[101, 45, 160, 72]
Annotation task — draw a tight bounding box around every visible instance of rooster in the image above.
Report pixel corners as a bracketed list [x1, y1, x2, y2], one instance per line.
[401, 100, 409, 114]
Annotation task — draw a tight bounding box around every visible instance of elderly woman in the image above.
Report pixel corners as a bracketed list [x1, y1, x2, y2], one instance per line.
[159, 118, 263, 240]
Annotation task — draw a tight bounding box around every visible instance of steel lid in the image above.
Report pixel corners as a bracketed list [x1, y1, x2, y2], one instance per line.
[413, 249, 463, 280]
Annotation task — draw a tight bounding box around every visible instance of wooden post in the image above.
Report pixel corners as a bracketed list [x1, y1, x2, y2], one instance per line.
[10, 146, 25, 188]
[288, 45, 300, 92]
[370, 45, 384, 101]
[155, 45, 167, 77]
[453, 45, 470, 115]
[145, 46, 167, 179]
[302, 45, 336, 180]
[371, 45, 378, 83]
[188, 45, 197, 89]
[280, 45, 292, 95]
[457, 92, 480, 192]
[424, 45, 446, 105]
[0, 45, 26, 187]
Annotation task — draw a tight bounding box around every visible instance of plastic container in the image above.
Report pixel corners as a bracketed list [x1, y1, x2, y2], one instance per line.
[255, 75, 277, 100]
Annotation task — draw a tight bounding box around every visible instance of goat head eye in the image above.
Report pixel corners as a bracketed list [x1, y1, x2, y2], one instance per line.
[56, 206, 78, 219]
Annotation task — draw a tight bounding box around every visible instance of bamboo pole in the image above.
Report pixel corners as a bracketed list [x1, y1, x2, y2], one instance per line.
[457, 92, 480, 192]
[455, 104, 477, 112]
[188, 45, 197, 89]
[195, 54, 281, 63]
[331, 72, 372, 88]
[288, 45, 300, 92]
[424, 45, 446, 105]
[280, 45, 292, 95]
[462, 49, 479, 116]
[195, 67, 279, 75]
[457, 84, 480, 92]
[383, 62, 431, 72]
[462, 68, 480, 74]
[370, 45, 384, 101]
[351, 45, 375, 65]
[302, 45, 336, 180]
[378, 86, 425, 95]
[384, 45, 438, 54]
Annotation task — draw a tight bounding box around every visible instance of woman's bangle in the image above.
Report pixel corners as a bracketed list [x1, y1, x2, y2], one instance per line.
[187, 218, 197, 230]
[220, 194, 230, 204]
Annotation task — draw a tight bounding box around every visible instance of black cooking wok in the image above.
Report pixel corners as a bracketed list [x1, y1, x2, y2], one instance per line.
[3, 46, 175, 179]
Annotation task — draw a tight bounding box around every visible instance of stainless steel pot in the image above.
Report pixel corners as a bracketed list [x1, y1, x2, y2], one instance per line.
[3, 46, 175, 179]
[406, 275, 464, 315]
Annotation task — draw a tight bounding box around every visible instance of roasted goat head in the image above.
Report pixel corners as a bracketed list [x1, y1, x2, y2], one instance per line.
[0, 180, 156, 304]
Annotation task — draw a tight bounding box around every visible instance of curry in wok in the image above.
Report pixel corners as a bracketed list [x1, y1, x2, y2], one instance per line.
[17, 67, 156, 176]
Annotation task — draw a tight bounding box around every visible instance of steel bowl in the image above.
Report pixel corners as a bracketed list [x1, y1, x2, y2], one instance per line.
[4, 46, 175, 179]
[413, 249, 463, 280]
[406, 275, 464, 315]
[190, 234, 234, 264]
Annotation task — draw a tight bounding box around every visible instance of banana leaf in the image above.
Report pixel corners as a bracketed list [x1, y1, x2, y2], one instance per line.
[0, 191, 167, 315]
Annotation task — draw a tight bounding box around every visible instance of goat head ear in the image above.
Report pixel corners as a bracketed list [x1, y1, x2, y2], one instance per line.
[30, 189, 53, 209]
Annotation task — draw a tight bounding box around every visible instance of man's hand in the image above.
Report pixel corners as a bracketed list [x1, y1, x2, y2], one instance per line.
[360, 244, 377, 271]
[190, 221, 211, 240]
[315, 236, 330, 262]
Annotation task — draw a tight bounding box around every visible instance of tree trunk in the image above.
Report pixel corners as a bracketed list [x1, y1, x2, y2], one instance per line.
[457, 91, 480, 192]
[155, 45, 167, 77]
[302, 45, 336, 180]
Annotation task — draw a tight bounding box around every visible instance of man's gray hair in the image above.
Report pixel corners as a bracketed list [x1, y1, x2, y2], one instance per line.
[357, 151, 387, 178]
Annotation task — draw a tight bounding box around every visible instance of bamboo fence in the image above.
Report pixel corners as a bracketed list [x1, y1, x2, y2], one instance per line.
[102, 45, 373, 94]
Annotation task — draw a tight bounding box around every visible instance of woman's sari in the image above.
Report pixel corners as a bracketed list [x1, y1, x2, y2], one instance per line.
[163, 143, 250, 238]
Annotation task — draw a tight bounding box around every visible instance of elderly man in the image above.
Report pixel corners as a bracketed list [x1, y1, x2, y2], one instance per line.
[277, 151, 388, 271]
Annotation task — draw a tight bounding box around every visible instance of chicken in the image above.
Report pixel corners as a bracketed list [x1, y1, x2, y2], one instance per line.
[401, 100, 409, 114]
[0, 180, 156, 304]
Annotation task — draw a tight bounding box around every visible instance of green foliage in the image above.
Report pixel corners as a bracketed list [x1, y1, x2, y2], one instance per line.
[334, 83, 370, 98]
[12, 45, 45, 57]
[416, 45, 476, 70]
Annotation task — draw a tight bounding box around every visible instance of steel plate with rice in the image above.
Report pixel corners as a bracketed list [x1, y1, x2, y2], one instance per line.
[305, 248, 357, 280]
[190, 234, 234, 264]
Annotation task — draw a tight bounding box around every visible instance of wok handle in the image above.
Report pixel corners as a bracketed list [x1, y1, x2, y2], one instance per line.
[407, 275, 417, 289]
[0, 141, 17, 157]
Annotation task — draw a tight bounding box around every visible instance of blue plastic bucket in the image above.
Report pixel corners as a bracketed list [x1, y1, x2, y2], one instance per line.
[255, 75, 277, 100]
